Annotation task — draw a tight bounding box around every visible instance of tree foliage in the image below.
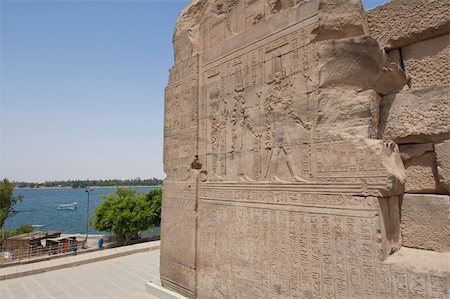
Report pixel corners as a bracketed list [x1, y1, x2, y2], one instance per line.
[92, 188, 161, 244]
[144, 189, 162, 227]
[0, 179, 24, 229]
[0, 224, 33, 241]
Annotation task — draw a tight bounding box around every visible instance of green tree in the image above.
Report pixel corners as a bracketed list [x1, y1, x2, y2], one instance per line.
[0, 179, 24, 229]
[92, 188, 160, 245]
[145, 189, 162, 227]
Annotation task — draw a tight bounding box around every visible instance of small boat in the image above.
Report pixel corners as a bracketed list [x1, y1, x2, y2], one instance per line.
[57, 202, 77, 210]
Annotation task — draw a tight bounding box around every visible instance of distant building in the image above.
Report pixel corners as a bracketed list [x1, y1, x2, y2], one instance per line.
[4, 231, 61, 252]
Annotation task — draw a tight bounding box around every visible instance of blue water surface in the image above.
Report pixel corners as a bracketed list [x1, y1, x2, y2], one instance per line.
[4, 187, 159, 234]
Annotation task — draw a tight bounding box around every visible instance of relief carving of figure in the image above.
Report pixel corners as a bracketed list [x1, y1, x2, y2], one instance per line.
[209, 88, 229, 181]
[264, 54, 310, 182]
[231, 93, 260, 182]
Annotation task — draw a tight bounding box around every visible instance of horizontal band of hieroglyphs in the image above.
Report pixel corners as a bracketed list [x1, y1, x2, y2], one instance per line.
[198, 189, 379, 209]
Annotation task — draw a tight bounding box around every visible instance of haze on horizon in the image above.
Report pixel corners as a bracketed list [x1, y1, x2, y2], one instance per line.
[0, 0, 389, 183]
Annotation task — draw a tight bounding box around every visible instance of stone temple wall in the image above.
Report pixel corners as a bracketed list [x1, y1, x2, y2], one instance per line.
[367, 0, 450, 258]
[160, 0, 450, 298]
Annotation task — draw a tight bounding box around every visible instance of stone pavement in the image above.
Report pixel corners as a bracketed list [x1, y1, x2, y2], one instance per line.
[0, 249, 161, 299]
[1, 241, 160, 281]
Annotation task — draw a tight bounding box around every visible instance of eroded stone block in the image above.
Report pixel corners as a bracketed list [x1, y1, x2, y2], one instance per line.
[401, 194, 450, 252]
[316, 89, 380, 139]
[403, 152, 444, 194]
[402, 34, 450, 90]
[367, 0, 450, 49]
[435, 140, 450, 193]
[318, 36, 384, 90]
[318, 36, 407, 95]
[379, 84, 450, 144]
[312, 0, 367, 42]
[398, 143, 434, 161]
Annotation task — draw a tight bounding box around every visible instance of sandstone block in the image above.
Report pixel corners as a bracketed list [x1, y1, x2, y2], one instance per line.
[398, 143, 434, 162]
[318, 36, 407, 95]
[386, 49, 401, 66]
[379, 84, 450, 144]
[367, 0, 450, 49]
[316, 89, 380, 139]
[435, 140, 450, 193]
[312, 0, 367, 42]
[401, 194, 450, 252]
[318, 36, 383, 91]
[375, 49, 408, 96]
[403, 152, 444, 194]
[402, 34, 450, 90]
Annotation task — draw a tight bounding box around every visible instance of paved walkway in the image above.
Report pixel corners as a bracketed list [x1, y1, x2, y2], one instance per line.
[0, 249, 161, 299]
[1, 241, 160, 281]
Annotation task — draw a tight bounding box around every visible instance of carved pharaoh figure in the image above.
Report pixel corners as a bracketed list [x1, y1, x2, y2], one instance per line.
[264, 53, 310, 182]
[229, 64, 261, 182]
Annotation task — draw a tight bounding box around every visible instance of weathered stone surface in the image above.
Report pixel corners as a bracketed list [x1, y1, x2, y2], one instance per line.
[379, 84, 450, 144]
[379, 196, 401, 259]
[318, 36, 407, 95]
[403, 152, 444, 194]
[160, 1, 450, 298]
[399, 143, 446, 194]
[398, 143, 434, 161]
[318, 36, 384, 90]
[316, 89, 381, 139]
[159, 182, 197, 298]
[386, 49, 401, 66]
[367, 0, 450, 50]
[384, 247, 450, 277]
[402, 34, 450, 90]
[312, 0, 367, 42]
[435, 140, 450, 193]
[401, 194, 450, 252]
[374, 53, 408, 96]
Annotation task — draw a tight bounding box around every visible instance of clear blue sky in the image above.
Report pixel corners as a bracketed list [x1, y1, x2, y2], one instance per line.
[0, 0, 388, 183]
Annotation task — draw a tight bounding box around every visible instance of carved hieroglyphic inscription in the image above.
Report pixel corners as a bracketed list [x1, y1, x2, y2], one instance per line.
[198, 198, 380, 298]
[197, 188, 448, 298]
[160, 182, 197, 297]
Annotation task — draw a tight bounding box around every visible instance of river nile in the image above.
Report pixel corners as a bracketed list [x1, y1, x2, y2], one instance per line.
[4, 187, 159, 234]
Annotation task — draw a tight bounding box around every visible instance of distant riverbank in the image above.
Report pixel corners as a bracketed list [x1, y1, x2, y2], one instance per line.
[15, 185, 162, 190]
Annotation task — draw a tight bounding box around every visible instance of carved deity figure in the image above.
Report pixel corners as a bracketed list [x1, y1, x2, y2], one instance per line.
[209, 89, 229, 181]
[264, 56, 310, 182]
[231, 93, 260, 182]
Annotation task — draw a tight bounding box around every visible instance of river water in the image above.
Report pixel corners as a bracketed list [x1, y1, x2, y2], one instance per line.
[4, 187, 158, 234]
